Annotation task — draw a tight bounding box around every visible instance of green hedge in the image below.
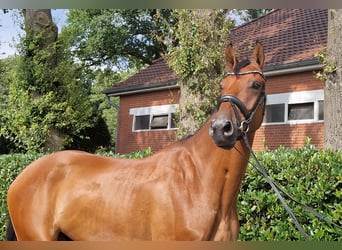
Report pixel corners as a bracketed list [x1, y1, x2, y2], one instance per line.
[0, 146, 341, 241]
[238, 144, 342, 241]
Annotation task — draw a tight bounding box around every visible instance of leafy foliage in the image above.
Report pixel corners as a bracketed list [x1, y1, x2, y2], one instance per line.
[167, 9, 234, 137]
[63, 9, 174, 70]
[0, 20, 110, 153]
[238, 144, 342, 240]
[315, 49, 337, 81]
[233, 9, 273, 24]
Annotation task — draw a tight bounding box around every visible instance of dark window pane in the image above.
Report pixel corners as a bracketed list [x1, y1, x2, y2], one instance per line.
[318, 100, 324, 120]
[170, 113, 178, 128]
[264, 104, 285, 123]
[134, 115, 150, 130]
[151, 115, 168, 129]
[288, 103, 314, 120]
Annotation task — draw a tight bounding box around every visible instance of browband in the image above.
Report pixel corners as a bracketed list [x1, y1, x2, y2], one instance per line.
[225, 70, 266, 82]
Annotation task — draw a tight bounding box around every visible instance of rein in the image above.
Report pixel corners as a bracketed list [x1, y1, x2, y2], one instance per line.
[220, 70, 342, 240]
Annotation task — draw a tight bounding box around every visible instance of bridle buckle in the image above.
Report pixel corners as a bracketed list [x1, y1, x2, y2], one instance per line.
[239, 120, 250, 134]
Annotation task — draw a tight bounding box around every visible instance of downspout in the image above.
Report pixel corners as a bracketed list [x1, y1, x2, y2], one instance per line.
[106, 95, 119, 110]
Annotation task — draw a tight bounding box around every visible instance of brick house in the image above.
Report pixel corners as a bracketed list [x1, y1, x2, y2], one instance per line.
[103, 58, 180, 153]
[104, 9, 327, 153]
[229, 9, 327, 150]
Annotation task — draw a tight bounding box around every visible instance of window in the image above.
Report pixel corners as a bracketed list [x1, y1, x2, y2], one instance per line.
[134, 115, 150, 130]
[151, 115, 168, 129]
[130, 104, 179, 131]
[264, 104, 285, 123]
[288, 102, 314, 120]
[262, 90, 324, 125]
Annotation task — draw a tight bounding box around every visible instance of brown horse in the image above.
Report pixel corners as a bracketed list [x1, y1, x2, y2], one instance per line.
[7, 42, 266, 241]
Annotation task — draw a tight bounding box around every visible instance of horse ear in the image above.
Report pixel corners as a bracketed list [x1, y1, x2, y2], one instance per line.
[253, 41, 265, 70]
[225, 43, 237, 71]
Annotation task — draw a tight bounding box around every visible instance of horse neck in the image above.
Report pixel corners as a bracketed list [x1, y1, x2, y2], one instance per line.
[184, 118, 255, 194]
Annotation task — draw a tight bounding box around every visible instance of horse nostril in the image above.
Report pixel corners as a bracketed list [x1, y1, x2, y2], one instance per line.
[209, 117, 237, 149]
[210, 118, 234, 137]
[222, 120, 233, 136]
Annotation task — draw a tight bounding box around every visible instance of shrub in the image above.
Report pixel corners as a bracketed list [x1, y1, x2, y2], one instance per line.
[238, 144, 342, 241]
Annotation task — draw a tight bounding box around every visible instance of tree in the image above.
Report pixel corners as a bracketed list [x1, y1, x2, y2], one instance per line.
[63, 9, 175, 70]
[324, 9, 342, 150]
[59, 9, 177, 148]
[232, 9, 273, 24]
[0, 9, 107, 152]
[0, 57, 13, 153]
[167, 9, 234, 137]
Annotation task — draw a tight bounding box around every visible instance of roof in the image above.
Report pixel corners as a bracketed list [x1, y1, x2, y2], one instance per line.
[228, 9, 327, 71]
[104, 9, 327, 96]
[103, 57, 178, 96]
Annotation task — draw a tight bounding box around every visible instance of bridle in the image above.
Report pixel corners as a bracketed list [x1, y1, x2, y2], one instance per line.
[219, 70, 342, 240]
[217, 70, 266, 136]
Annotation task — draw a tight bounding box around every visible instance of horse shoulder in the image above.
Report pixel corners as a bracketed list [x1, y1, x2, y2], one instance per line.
[148, 146, 221, 240]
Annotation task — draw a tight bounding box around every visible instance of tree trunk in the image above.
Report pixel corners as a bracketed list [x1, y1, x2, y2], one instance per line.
[23, 9, 64, 151]
[23, 9, 58, 67]
[325, 9, 342, 150]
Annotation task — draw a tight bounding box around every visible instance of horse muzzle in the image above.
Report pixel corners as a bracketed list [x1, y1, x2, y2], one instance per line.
[209, 115, 238, 149]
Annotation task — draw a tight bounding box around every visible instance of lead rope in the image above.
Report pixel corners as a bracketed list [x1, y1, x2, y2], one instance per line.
[237, 133, 342, 240]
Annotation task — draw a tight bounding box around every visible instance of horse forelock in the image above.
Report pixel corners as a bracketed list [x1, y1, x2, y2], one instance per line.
[233, 60, 250, 74]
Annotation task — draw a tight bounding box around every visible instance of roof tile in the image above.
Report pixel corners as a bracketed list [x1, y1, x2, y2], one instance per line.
[104, 57, 177, 94]
[228, 9, 327, 68]
[105, 9, 327, 94]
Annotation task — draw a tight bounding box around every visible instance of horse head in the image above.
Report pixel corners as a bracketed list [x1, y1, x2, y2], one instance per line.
[209, 42, 266, 149]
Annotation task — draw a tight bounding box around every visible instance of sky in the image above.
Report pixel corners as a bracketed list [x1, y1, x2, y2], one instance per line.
[0, 9, 68, 58]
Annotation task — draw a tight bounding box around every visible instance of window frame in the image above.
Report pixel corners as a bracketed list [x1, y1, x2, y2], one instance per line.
[262, 90, 324, 125]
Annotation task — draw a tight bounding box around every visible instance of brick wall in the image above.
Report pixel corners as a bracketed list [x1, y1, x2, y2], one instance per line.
[253, 122, 324, 151]
[116, 88, 180, 154]
[265, 71, 323, 94]
[116, 71, 325, 153]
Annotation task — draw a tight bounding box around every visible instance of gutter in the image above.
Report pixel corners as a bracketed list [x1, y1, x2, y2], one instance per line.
[264, 59, 323, 77]
[265, 64, 323, 77]
[103, 79, 179, 97]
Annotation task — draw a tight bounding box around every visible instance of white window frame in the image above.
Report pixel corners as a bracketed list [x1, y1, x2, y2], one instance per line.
[129, 104, 179, 132]
[263, 89, 324, 125]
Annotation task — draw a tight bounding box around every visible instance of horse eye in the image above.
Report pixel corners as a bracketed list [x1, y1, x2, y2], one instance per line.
[251, 81, 261, 90]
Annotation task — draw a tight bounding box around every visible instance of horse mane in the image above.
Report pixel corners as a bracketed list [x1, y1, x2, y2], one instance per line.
[234, 60, 250, 74]
[179, 134, 193, 141]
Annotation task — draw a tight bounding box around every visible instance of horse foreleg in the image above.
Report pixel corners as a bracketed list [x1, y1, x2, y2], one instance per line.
[8, 211, 59, 241]
[11, 223, 59, 241]
[213, 206, 239, 241]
